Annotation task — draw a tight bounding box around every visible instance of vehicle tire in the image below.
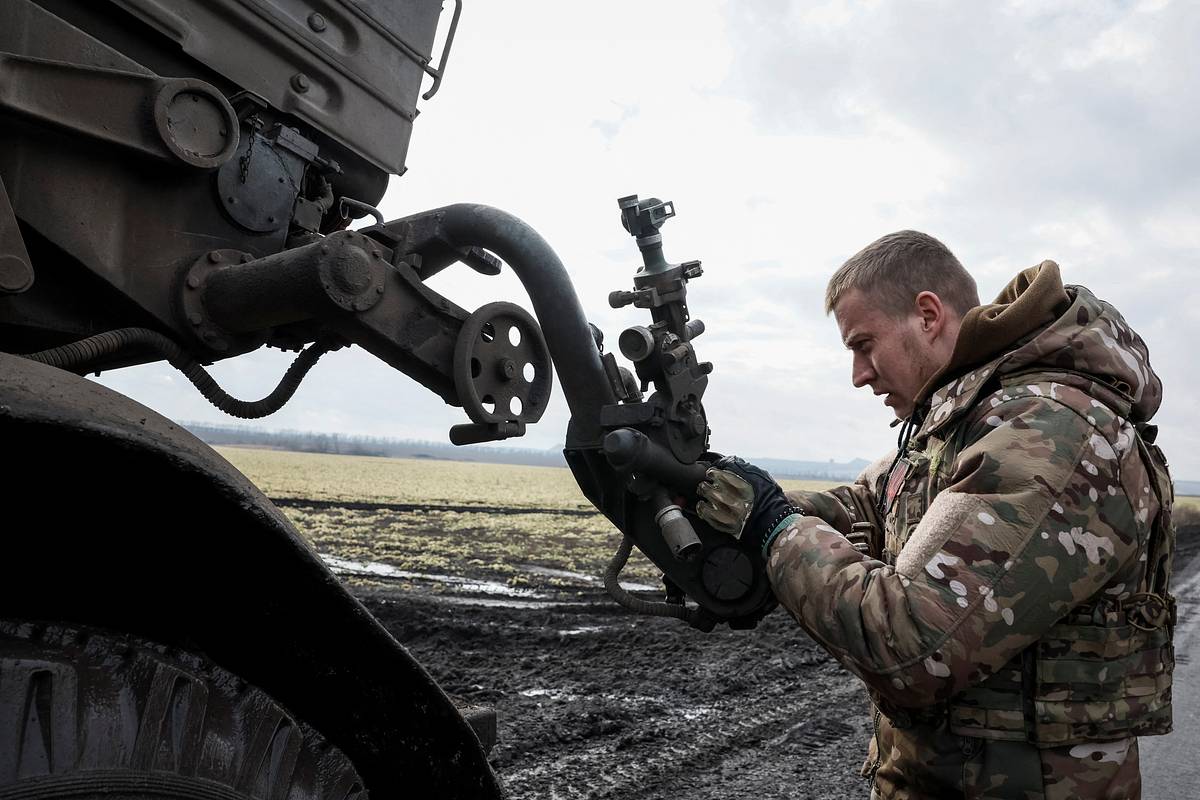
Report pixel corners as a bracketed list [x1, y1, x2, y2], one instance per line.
[0, 620, 368, 799]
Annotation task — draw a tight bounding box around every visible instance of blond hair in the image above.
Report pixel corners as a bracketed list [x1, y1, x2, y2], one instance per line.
[825, 230, 979, 318]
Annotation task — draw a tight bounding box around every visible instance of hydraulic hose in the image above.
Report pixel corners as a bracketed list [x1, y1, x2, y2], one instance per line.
[19, 327, 333, 419]
[603, 534, 702, 624]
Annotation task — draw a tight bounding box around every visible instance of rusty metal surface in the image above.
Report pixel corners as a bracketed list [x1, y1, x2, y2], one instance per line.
[0, 352, 502, 797]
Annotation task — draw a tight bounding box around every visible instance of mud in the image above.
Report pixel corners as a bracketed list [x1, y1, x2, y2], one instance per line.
[358, 586, 871, 799]
[348, 523, 1199, 800]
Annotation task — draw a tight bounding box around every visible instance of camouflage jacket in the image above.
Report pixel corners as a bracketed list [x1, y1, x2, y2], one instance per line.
[770, 263, 1172, 799]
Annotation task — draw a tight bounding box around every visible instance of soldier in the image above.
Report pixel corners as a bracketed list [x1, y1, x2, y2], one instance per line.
[696, 231, 1176, 799]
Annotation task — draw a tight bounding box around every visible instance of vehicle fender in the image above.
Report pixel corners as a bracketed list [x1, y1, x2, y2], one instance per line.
[0, 352, 500, 797]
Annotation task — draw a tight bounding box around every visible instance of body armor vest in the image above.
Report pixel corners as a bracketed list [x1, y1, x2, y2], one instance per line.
[873, 377, 1176, 747]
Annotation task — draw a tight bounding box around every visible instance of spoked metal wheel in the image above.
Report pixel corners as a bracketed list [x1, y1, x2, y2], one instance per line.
[453, 301, 553, 425]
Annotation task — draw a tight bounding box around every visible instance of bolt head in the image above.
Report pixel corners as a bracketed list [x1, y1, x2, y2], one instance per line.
[186, 275, 201, 289]
[207, 251, 222, 263]
[307, 12, 327, 32]
[496, 358, 517, 381]
[291, 73, 311, 93]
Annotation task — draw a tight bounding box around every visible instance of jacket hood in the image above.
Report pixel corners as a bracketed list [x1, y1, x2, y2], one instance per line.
[918, 261, 1162, 438]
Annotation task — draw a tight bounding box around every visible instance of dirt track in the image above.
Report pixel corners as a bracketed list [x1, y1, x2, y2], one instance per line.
[358, 588, 872, 800]
[349, 523, 1199, 800]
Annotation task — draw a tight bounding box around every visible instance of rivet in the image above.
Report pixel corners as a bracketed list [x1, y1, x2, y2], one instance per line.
[375, 285, 384, 294]
[208, 251, 222, 263]
[291, 73, 311, 93]
[186, 275, 201, 289]
[307, 12, 327, 32]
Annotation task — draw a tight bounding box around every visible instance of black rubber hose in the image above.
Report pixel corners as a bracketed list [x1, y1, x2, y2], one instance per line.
[602, 535, 700, 623]
[19, 327, 333, 419]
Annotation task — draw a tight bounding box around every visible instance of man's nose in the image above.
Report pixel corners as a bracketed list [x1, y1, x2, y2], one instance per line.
[851, 354, 875, 389]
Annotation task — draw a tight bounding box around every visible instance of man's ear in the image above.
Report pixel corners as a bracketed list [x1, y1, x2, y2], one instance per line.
[914, 291, 945, 336]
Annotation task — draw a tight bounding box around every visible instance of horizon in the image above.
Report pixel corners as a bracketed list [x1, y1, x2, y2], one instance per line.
[95, 1, 1200, 480]
[186, 420, 1200, 489]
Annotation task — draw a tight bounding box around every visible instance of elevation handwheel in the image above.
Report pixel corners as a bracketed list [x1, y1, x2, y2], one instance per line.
[453, 302, 552, 425]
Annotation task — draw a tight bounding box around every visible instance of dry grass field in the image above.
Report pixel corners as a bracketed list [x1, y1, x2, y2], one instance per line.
[217, 446, 1198, 590]
[212, 446, 1199, 799]
[215, 446, 840, 590]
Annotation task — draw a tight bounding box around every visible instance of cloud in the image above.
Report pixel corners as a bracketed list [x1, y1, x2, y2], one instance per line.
[95, 0, 1199, 478]
[719, 0, 1200, 474]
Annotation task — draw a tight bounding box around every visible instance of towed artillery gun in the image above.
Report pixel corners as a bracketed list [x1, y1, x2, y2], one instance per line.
[0, 2, 775, 796]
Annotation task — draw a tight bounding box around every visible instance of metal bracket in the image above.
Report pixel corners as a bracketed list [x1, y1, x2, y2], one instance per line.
[0, 175, 33, 294]
[421, 0, 463, 100]
[0, 54, 239, 168]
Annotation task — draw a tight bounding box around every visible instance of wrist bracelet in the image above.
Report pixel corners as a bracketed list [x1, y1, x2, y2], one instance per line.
[760, 506, 806, 558]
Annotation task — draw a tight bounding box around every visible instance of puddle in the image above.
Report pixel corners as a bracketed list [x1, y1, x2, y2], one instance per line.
[321, 555, 547, 598]
[323, 554, 661, 604]
[519, 687, 576, 700]
[434, 595, 587, 609]
[681, 706, 716, 721]
[557, 625, 607, 636]
[517, 563, 658, 593]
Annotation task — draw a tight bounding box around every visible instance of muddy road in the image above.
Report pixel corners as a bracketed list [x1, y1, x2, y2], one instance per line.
[343, 523, 1198, 799]
[358, 587, 871, 800]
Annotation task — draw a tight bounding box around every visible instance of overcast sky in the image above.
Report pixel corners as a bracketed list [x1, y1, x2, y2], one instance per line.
[97, 0, 1200, 478]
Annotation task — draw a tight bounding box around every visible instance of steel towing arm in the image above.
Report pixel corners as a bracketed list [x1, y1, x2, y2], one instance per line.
[177, 199, 776, 631]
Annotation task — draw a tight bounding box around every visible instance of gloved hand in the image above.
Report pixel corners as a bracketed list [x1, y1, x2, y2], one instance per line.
[695, 456, 805, 556]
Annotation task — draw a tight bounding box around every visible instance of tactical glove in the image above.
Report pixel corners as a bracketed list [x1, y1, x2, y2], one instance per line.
[695, 456, 805, 557]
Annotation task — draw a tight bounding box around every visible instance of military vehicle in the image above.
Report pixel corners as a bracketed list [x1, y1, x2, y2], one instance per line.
[0, 2, 775, 796]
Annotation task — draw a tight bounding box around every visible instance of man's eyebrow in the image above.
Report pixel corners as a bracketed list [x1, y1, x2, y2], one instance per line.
[843, 331, 868, 348]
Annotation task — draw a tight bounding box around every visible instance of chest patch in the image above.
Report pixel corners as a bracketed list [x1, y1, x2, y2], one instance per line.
[884, 457, 912, 515]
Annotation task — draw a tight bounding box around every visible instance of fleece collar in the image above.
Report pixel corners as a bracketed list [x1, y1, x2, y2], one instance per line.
[914, 261, 1071, 439]
[916, 261, 1070, 405]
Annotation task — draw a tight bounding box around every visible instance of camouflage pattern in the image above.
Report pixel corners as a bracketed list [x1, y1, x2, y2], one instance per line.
[767, 270, 1173, 799]
[696, 465, 757, 537]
